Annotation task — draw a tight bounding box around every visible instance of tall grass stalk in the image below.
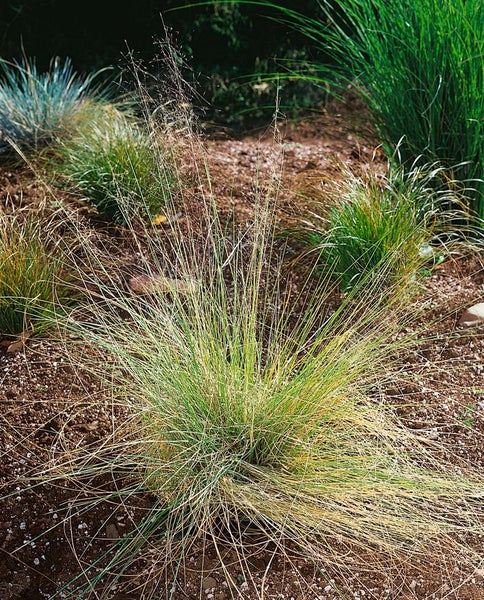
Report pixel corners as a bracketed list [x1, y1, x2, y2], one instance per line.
[40, 122, 484, 598]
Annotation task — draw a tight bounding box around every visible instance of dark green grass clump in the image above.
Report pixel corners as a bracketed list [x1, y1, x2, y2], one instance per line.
[259, 0, 484, 219]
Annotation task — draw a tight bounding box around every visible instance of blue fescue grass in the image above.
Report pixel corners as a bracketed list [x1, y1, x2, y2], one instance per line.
[16, 43, 484, 598]
[0, 56, 108, 153]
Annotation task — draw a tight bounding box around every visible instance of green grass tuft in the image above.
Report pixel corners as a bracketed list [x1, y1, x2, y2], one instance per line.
[293, 162, 466, 294]
[0, 214, 77, 337]
[52, 104, 181, 223]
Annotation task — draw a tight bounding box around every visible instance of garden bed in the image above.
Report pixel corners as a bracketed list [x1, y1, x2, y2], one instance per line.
[1, 101, 483, 600]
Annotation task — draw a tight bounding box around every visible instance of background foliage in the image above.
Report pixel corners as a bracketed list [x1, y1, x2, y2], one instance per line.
[0, 0, 328, 125]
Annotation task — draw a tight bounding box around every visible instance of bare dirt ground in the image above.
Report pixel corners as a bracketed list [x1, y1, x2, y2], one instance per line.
[0, 99, 483, 599]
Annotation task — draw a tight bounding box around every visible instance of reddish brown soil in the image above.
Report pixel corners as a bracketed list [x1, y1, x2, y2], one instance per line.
[1, 99, 483, 599]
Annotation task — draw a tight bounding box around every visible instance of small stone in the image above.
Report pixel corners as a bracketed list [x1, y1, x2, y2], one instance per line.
[4, 331, 31, 353]
[419, 243, 434, 259]
[458, 302, 484, 327]
[105, 523, 119, 540]
[77, 421, 99, 433]
[202, 576, 217, 592]
[6, 340, 24, 353]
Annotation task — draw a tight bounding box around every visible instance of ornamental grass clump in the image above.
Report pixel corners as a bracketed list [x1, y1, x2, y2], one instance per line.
[49, 152, 484, 597]
[297, 162, 461, 294]
[251, 0, 484, 220]
[0, 214, 76, 337]
[0, 56, 107, 153]
[54, 105, 180, 223]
